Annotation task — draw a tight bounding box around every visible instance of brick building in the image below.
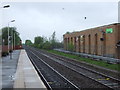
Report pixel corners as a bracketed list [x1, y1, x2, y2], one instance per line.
[63, 23, 120, 59]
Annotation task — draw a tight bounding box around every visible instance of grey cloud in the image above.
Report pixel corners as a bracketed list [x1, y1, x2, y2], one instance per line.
[2, 2, 118, 43]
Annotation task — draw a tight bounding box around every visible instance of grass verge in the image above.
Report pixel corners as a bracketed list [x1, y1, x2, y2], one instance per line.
[47, 50, 120, 72]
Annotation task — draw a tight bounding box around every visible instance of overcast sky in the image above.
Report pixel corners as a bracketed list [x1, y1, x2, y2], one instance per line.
[1, 1, 118, 43]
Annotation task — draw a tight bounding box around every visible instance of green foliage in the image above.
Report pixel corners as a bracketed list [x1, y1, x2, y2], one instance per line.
[68, 42, 74, 51]
[48, 50, 120, 71]
[66, 31, 70, 34]
[34, 36, 44, 49]
[2, 27, 21, 46]
[50, 31, 57, 49]
[55, 42, 63, 48]
[2, 51, 9, 56]
[42, 41, 52, 50]
[25, 40, 33, 46]
[32, 31, 63, 50]
[27, 31, 63, 50]
[34, 36, 43, 45]
[49, 31, 63, 49]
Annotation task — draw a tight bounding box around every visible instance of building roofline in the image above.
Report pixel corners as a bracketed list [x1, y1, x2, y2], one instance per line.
[63, 23, 120, 36]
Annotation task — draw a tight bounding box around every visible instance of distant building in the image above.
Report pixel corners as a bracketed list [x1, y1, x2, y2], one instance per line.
[63, 23, 120, 59]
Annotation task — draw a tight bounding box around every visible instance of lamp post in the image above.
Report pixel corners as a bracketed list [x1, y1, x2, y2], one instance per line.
[14, 33, 15, 50]
[0, 4, 10, 54]
[11, 20, 15, 51]
[8, 20, 15, 59]
[2, 39, 5, 46]
[3, 5, 10, 8]
[0, 4, 10, 60]
[0, 5, 10, 8]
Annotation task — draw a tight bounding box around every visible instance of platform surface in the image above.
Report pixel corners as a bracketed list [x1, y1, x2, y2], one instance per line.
[2, 50, 20, 88]
[13, 50, 46, 88]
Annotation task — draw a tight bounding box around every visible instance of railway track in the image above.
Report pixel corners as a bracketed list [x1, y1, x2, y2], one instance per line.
[41, 49, 119, 79]
[27, 46, 120, 90]
[25, 47, 79, 90]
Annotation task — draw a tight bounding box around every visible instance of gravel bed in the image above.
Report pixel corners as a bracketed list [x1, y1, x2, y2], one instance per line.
[40, 49, 119, 79]
[26, 49, 78, 89]
[32, 49, 109, 89]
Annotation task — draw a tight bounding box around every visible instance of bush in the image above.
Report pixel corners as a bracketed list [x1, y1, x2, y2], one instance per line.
[42, 41, 52, 50]
[9, 50, 13, 53]
[2, 52, 9, 56]
[68, 43, 75, 51]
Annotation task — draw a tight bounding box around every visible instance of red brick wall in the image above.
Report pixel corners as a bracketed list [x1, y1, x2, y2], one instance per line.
[63, 23, 120, 59]
[116, 24, 120, 59]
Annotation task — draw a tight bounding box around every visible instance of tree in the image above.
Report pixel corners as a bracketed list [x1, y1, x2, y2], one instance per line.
[55, 42, 63, 48]
[42, 41, 52, 50]
[25, 40, 33, 46]
[34, 36, 44, 48]
[50, 31, 57, 49]
[2, 27, 21, 46]
[66, 31, 70, 34]
[68, 42, 74, 51]
[26, 31, 63, 50]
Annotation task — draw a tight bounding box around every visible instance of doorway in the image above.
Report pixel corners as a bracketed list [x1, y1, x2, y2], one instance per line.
[88, 35, 91, 54]
[118, 46, 120, 59]
[83, 35, 85, 53]
[78, 36, 81, 53]
[95, 34, 98, 55]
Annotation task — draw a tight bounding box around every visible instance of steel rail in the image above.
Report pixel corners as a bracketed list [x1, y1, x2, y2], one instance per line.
[26, 49, 52, 90]
[34, 48, 120, 82]
[30, 47, 119, 90]
[26, 48, 80, 90]
[43, 50, 120, 82]
[33, 47, 119, 82]
[42, 52, 120, 89]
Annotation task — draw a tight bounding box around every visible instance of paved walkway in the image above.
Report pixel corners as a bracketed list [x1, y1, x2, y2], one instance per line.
[2, 50, 20, 88]
[14, 50, 46, 88]
[1, 49, 46, 89]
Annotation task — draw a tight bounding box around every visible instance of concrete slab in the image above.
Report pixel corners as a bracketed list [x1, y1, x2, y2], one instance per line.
[14, 50, 47, 89]
[2, 50, 20, 88]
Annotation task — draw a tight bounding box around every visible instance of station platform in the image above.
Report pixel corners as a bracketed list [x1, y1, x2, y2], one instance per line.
[2, 50, 20, 88]
[14, 50, 47, 88]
